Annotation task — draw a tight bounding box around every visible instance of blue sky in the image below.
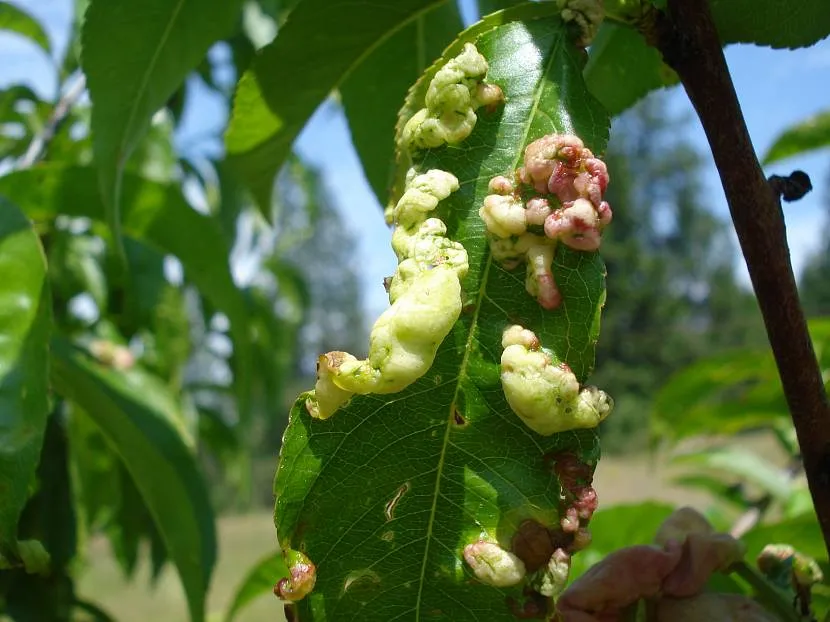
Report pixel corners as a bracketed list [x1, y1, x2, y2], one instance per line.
[3, 0, 829, 320]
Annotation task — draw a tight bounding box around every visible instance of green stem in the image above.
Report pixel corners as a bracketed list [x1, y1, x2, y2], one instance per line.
[731, 561, 801, 622]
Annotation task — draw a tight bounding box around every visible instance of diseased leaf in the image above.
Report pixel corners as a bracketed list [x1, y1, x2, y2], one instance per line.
[0, 198, 51, 561]
[763, 109, 830, 164]
[0, 2, 50, 54]
[81, 0, 243, 243]
[710, 0, 830, 49]
[276, 15, 610, 620]
[224, 550, 288, 622]
[341, 2, 464, 203]
[51, 338, 216, 622]
[584, 22, 677, 117]
[0, 165, 252, 422]
[225, 0, 447, 215]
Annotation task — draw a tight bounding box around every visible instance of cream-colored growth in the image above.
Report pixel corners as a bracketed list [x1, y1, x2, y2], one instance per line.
[534, 549, 571, 598]
[338, 267, 462, 394]
[479, 194, 527, 238]
[306, 170, 468, 419]
[305, 352, 355, 420]
[500, 325, 612, 435]
[400, 43, 503, 151]
[463, 540, 527, 588]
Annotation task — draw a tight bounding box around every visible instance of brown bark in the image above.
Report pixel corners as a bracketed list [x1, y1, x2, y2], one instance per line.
[649, 0, 830, 558]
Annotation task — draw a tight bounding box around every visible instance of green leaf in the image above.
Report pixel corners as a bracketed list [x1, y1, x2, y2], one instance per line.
[224, 550, 288, 622]
[81, 0, 243, 249]
[670, 474, 750, 509]
[340, 1, 464, 203]
[49, 230, 108, 312]
[51, 338, 216, 622]
[652, 348, 785, 440]
[0, 198, 51, 561]
[276, 14, 610, 620]
[570, 502, 676, 580]
[671, 447, 793, 503]
[0, 2, 50, 54]
[584, 22, 677, 117]
[763, 109, 830, 165]
[225, 0, 448, 215]
[652, 319, 830, 442]
[477, 0, 527, 16]
[742, 513, 827, 563]
[585, 0, 830, 119]
[68, 407, 121, 530]
[0, 164, 252, 421]
[710, 0, 830, 49]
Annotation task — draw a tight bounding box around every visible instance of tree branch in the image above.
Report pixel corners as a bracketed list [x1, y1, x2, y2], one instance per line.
[18, 74, 87, 169]
[649, 0, 830, 558]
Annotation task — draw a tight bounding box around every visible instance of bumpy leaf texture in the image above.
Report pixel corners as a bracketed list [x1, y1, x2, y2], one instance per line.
[0, 199, 51, 561]
[274, 8, 611, 621]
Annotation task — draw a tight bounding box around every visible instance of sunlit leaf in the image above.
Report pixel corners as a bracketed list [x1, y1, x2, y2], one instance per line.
[81, 0, 242, 245]
[51, 338, 216, 622]
[584, 22, 677, 117]
[224, 550, 288, 622]
[710, 0, 830, 49]
[763, 109, 830, 165]
[340, 1, 464, 203]
[225, 0, 448, 215]
[584, 1, 830, 119]
[0, 199, 51, 562]
[0, 2, 50, 54]
[276, 12, 610, 620]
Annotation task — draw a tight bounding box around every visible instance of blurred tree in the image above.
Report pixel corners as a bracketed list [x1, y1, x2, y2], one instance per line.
[799, 167, 830, 317]
[593, 95, 766, 451]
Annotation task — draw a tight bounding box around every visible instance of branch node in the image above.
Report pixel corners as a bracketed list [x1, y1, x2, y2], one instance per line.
[769, 170, 813, 203]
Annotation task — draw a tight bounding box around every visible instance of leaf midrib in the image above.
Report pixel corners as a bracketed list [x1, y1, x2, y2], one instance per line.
[116, 0, 186, 171]
[328, 0, 448, 93]
[413, 29, 563, 620]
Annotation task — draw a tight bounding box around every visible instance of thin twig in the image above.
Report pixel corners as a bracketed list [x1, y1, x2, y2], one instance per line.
[18, 73, 87, 170]
[647, 0, 830, 559]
